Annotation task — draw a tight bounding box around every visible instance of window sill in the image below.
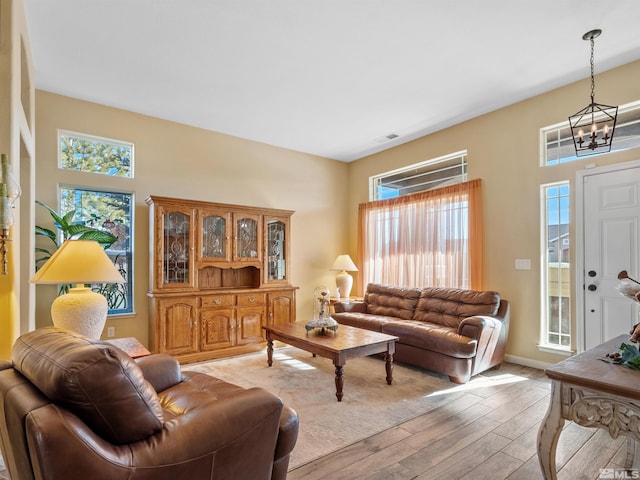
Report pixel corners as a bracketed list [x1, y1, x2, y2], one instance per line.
[537, 343, 574, 356]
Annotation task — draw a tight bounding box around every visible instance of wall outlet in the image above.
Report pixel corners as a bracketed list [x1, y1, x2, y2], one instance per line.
[107, 326, 115, 337]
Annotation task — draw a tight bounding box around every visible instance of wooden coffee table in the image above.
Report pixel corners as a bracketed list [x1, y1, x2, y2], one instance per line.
[262, 322, 398, 401]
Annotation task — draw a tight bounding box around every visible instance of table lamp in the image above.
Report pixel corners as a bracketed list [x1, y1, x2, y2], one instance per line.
[331, 254, 358, 299]
[31, 239, 125, 339]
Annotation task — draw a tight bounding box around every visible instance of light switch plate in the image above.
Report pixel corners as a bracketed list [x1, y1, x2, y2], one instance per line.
[515, 259, 531, 270]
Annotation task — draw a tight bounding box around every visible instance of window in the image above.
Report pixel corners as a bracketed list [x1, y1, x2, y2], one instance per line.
[57, 130, 135, 316]
[60, 187, 134, 315]
[370, 151, 467, 200]
[360, 179, 482, 289]
[541, 182, 571, 350]
[59, 130, 133, 177]
[542, 100, 640, 165]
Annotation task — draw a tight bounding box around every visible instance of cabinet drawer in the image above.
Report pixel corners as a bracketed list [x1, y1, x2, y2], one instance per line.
[201, 294, 234, 308]
[237, 293, 265, 307]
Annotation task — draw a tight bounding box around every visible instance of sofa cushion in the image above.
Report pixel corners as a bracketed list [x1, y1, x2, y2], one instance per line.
[364, 283, 421, 320]
[413, 288, 500, 329]
[381, 320, 477, 358]
[332, 312, 400, 332]
[12, 327, 164, 444]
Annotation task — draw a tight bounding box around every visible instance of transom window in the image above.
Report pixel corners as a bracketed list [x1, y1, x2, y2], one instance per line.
[370, 151, 467, 201]
[542, 100, 640, 166]
[59, 130, 133, 177]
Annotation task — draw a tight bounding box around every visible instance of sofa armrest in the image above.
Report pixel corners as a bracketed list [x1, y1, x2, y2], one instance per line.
[135, 353, 182, 392]
[458, 315, 501, 341]
[334, 301, 366, 314]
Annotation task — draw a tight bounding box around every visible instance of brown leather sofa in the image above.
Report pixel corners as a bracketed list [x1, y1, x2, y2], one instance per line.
[0, 327, 299, 480]
[333, 283, 510, 384]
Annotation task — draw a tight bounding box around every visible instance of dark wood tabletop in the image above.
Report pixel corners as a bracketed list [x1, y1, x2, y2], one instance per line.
[545, 334, 640, 399]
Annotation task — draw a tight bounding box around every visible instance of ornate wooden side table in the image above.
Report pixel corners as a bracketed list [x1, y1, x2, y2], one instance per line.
[537, 334, 640, 479]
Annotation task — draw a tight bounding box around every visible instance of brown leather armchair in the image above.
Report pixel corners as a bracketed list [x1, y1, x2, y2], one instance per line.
[0, 327, 299, 480]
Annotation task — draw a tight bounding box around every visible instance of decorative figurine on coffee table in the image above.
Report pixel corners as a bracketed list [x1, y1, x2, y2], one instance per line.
[305, 285, 339, 333]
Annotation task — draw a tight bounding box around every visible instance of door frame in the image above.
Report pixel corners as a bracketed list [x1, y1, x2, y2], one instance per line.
[575, 159, 640, 352]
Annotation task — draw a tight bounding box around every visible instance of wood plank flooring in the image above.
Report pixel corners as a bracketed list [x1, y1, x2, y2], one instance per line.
[0, 362, 630, 480]
[288, 362, 629, 480]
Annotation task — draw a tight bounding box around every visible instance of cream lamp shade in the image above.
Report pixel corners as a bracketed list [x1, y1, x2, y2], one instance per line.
[31, 239, 125, 339]
[331, 254, 358, 299]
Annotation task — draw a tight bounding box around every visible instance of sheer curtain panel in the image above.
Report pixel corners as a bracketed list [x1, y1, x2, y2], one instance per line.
[357, 179, 482, 292]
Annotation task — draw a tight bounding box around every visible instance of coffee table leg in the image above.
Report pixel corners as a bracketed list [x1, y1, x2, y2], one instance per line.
[267, 338, 274, 367]
[335, 364, 344, 402]
[385, 353, 394, 385]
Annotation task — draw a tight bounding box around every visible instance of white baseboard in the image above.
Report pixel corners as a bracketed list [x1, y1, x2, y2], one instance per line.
[504, 354, 552, 371]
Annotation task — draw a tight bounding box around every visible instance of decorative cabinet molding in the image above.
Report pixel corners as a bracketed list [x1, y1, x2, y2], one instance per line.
[147, 196, 297, 363]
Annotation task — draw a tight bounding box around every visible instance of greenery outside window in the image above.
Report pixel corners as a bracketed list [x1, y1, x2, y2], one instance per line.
[59, 187, 133, 315]
[541, 182, 571, 350]
[59, 130, 133, 177]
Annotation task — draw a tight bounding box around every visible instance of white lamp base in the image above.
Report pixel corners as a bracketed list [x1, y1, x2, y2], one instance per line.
[51, 287, 108, 339]
[335, 271, 354, 299]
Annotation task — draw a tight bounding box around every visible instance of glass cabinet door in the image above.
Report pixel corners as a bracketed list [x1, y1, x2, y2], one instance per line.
[200, 212, 229, 261]
[266, 219, 287, 281]
[234, 214, 260, 260]
[162, 209, 193, 286]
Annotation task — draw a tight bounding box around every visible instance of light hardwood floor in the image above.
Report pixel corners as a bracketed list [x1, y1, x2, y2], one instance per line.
[288, 362, 629, 480]
[0, 363, 629, 480]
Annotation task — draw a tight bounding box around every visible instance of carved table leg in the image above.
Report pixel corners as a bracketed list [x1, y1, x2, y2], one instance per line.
[537, 380, 564, 480]
[334, 364, 344, 402]
[385, 352, 394, 385]
[267, 338, 274, 367]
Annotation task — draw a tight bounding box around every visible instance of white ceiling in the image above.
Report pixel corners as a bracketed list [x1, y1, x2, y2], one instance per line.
[22, 1, 640, 162]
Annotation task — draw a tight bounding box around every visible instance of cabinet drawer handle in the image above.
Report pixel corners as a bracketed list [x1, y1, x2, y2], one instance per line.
[214, 299, 221, 305]
[248, 296, 255, 303]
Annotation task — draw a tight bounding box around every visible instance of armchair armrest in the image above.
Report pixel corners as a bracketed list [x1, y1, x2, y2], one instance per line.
[134, 353, 182, 392]
[26, 387, 288, 479]
[334, 301, 366, 314]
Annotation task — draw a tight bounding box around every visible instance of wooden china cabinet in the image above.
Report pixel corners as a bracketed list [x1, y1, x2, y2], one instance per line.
[146, 196, 296, 363]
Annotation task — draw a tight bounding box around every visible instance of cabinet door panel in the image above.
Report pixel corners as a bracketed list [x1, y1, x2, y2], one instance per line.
[199, 209, 231, 262]
[264, 216, 290, 284]
[268, 291, 295, 326]
[157, 205, 195, 290]
[236, 307, 265, 345]
[201, 308, 235, 350]
[158, 298, 197, 355]
[233, 213, 261, 261]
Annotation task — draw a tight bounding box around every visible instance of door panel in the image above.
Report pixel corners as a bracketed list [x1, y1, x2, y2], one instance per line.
[583, 166, 640, 349]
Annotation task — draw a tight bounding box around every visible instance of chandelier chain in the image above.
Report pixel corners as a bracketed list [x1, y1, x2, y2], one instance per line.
[590, 35, 595, 103]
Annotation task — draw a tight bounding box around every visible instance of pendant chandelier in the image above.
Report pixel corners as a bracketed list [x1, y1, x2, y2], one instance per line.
[569, 29, 618, 157]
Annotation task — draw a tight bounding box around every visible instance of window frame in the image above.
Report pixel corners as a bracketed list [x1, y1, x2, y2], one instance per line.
[541, 100, 640, 166]
[58, 185, 135, 317]
[539, 181, 572, 355]
[58, 129, 134, 178]
[369, 150, 467, 201]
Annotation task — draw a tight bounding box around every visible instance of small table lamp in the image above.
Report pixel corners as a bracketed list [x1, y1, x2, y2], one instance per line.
[331, 254, 358, 299]
[31, 239, 125, 339]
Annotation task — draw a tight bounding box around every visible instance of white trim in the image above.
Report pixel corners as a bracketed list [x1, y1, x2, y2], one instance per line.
[57, 129, 135, 178]
[575, 159, 640, 353]
[504, 354, 554, 371]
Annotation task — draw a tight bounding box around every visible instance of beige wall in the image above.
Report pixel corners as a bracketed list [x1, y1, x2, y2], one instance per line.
[34, 59, 640, 366]
[34, 91, 350, 345]
[347, 59, 640, 365]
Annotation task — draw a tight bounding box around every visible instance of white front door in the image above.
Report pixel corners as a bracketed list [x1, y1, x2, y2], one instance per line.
[580, 163, 640, 350]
